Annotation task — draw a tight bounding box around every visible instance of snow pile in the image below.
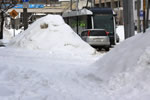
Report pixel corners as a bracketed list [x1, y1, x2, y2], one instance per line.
[0, 28, 13, 45]
[85, 29, 150, 100]
[3, 28, 13, 40]
[8, 14, 95, 55]
[116, 25, 124, 41]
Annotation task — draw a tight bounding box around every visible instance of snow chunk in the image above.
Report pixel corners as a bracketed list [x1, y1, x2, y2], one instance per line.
[8, 14, 96, 55]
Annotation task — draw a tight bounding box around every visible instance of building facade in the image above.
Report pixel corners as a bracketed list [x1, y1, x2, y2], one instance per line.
[95, 0, 123, 8]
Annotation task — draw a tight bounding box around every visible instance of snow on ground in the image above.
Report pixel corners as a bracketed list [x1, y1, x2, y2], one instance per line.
[116, 25, 124, 41]
[0, 14, 150, 100]
[0, 47, 101, 100]
[0, 14, 102, 100]
[8, 15, 96, 55]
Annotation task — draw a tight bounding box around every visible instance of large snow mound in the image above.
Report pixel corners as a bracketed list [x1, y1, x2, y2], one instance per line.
[8, 14, 95, 55]
[84, 29, 150, 100]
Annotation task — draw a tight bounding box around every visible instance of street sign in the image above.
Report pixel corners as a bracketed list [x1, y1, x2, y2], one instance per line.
[23, 2, 29, 8]
[9, 10, 18, 19]
[140, 10, 143, 20]
[140, 10, 143, 17]
[22, 0, 29, 2]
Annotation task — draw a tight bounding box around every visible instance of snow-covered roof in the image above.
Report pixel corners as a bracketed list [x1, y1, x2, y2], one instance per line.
[62, 8, 93, 17]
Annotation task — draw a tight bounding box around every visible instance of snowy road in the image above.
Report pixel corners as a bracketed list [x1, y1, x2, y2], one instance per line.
[0, 47, 102, 74]
[0, 47, 105, 100]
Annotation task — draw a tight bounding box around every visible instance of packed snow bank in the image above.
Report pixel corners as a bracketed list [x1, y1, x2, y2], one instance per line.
[84, 29, 150, 99]
[8, 14, 96, 55]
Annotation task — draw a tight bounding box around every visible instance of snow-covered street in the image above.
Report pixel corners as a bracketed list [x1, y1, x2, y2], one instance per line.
[0, 47, 101, 100]
[0, 14, 150, 100]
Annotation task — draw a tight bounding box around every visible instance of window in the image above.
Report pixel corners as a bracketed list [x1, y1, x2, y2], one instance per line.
[93, 14, 114, 33]
[90, 30, 107, 36]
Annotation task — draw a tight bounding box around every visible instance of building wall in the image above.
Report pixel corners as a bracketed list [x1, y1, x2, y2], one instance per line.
[95, 0, 123, 8]
[133, 0, 150, 28]
[18, 0, 59, 4]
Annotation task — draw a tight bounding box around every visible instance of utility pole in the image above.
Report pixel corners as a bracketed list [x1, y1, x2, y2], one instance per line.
[146, 0, 150, 28]
[86, 0, 89, 7]
[123, 0, 135, 39]
[137, 0, 141, 33]
[23, 0, 29, 30]
[0, 11, 4, 39]
[70, 0, 72, 10]
[76, 0, 79, 10]
[117, 0, 121, 25]
[143, 0, 146, 32]
[91, 0, 95, 7]
[99, 0, 101, 7]
[23, 8, 28, 30]
[104, 0, 107, 7]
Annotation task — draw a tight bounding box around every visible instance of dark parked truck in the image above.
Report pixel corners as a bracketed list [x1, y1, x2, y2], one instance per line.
[62, 7, 117, 46]
[89, 7, 117, 45]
